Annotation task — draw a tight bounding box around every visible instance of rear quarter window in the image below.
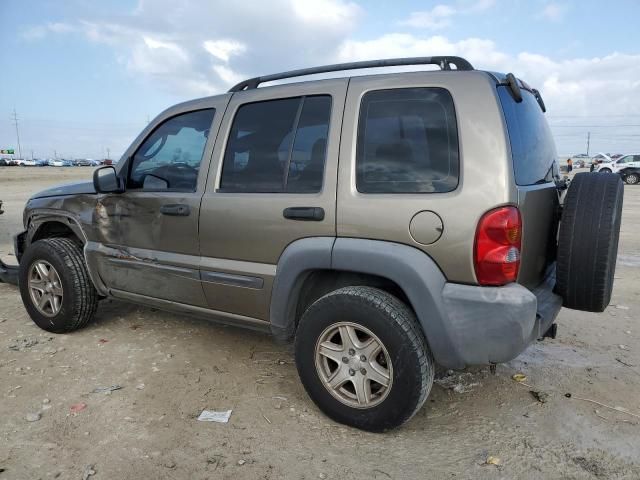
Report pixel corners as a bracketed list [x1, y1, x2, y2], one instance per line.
[356, 88, 459, 194]
[498, 87, 557, 185]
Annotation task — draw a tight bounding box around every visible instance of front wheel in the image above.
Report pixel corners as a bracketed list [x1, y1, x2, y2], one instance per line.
[295, 286, 434, 432]
[599, 168, 612, 173]
[19, 238, 98, 333]
[624, 173, 639, 185]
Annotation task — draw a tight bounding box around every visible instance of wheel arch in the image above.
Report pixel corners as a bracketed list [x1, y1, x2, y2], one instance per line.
[270, 237, 461, 367]
[28, 213, 87, 247]
[25, 213, 106, 295]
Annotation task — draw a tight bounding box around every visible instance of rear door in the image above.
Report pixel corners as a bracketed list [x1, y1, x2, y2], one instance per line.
[497, 86, 559, 288]
[198, 79, 347, 320]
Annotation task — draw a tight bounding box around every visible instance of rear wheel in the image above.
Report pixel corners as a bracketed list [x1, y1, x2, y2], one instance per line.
[556, 173, 624, 312]
[19, 238, 98, 333]
[295, 286, 433, 432]
[624, 173, 639, 185]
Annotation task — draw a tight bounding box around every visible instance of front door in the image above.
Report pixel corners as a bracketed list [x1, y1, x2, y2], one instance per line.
[95, 101, 226, 306]
[198, 79, 348, 320]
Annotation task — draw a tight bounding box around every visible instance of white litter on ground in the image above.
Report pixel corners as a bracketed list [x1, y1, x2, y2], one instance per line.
[197, 409, 233, 423]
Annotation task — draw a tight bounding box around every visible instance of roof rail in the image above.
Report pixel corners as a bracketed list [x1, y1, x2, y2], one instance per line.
[228, 56, 474, 92]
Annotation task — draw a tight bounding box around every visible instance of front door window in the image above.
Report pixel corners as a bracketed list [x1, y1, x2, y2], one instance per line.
[128, 109, 215, 192]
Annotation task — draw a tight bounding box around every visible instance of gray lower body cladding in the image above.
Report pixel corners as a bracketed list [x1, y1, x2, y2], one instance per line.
[441, 268, 560, 367]
[271, 238, 561, 370]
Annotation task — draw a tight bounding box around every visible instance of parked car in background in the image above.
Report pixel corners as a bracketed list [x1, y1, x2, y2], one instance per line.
[76, 158, 101, 166]
[48, 159, 73, 167]
[573, 153, 589, 159]
[597, 153, 640, 173]
[0, 158, 10, 166]
[619, 166, 640, 185]
[19, 159, 38, 167]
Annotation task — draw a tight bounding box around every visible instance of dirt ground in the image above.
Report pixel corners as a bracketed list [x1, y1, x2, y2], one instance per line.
[1, 166, 639, 480]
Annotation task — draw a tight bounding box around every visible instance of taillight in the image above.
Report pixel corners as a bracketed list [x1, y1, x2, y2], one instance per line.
[474, 206, 522, 286]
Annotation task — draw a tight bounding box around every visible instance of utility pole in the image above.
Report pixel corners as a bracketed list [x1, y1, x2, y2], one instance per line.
[106, 147, 110, 160]
[30, 150, 34, 160]
[54, 149, 58, 159]
[586, 132, 591, 157]
[11, 108, 23, 159]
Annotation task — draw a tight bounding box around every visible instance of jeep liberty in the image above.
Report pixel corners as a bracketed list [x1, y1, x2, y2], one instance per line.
[0, 57, 624, 431]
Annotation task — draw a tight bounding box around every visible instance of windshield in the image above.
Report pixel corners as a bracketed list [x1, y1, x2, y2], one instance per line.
[497, 86, 558, 186]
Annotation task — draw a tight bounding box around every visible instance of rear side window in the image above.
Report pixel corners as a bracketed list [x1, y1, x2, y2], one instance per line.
[220, 95, 331, 193]
[356, 88, 459, 194]
[498, 87, 557, 185]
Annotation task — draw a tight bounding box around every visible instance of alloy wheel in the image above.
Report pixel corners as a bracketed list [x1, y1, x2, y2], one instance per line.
[28, 260, 63, 317]
[314, 322, 393, 409]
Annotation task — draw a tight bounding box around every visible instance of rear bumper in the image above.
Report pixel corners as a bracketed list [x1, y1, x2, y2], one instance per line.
[439, 266, 561, 367]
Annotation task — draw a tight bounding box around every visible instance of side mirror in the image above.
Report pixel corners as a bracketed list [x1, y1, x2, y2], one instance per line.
[93, 166, 124, 193]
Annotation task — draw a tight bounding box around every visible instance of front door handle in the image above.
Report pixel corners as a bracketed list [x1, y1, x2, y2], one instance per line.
[283, 207, 325, 221]
[160, 204, 190, 216]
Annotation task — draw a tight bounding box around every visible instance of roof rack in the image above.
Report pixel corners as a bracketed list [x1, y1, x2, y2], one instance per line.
[228, 56, 474, 92]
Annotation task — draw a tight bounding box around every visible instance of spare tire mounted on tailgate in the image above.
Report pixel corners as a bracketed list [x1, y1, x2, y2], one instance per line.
[556, 172, 624, 312]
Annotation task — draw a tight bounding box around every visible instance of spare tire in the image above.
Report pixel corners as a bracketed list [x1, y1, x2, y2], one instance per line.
[556, 173, 624, 312]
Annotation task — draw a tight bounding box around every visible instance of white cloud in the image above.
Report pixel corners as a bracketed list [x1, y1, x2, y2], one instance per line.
[291, 0, 361, 26]
[538, 3, 568, 22]
[29, 0, 361, 96]
[400, 0, 495, 29]
[212, 64, 245, 86]
[203, 40, 246, 63]
[338, 33, 640, 116]
[20, 0, 640, 155]
[401, 5, 457, 29]
[338, 33, 640, 153]
[21, 22, 76, 40]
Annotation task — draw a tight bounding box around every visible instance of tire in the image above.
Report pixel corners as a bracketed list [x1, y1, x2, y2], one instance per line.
[599, 168, 612, 173]
[624, 173, 639, 185]
[19, 238, 98, 333]
[294, 286, 434, 432]
[556, 173, 624, 312]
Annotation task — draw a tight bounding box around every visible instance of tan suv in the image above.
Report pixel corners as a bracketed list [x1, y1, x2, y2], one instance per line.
[1, 57, 624, 432]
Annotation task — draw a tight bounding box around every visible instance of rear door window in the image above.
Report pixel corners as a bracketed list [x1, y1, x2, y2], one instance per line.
[356, 87, 459, 194]
[497, 87, 557, 185]
[220, 95, 331, 193]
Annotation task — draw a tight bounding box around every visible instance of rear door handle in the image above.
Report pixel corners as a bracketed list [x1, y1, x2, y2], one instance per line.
[283, 207, 325, 221]
[160, 204, 190, 216]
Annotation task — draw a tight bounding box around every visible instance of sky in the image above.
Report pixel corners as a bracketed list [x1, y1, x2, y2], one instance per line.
[1, 0, 639, 159]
